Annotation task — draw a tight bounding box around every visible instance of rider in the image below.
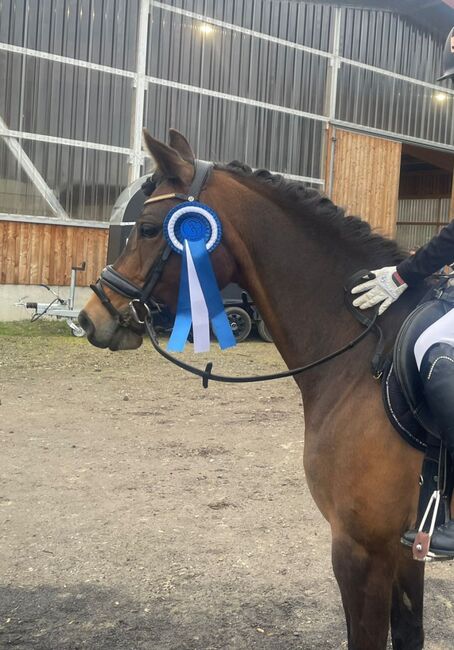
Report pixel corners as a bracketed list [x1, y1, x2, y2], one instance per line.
[351, 27, 454, 558]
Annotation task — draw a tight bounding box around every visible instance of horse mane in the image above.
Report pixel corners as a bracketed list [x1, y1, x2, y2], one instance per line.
[216, 161, 407, 266]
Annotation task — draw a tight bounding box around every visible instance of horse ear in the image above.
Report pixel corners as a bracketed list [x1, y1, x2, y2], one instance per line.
[142, 129, 193, 184]
[168, 129, 195, 165]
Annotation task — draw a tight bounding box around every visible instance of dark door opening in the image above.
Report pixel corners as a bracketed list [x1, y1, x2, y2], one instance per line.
[397, 143, 454, 252]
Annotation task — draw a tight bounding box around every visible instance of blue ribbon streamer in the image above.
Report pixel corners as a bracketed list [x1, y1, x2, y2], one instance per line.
[187, 239, 236, 350]
[167, 243, 192, 352]
[167, 237, 236, 352]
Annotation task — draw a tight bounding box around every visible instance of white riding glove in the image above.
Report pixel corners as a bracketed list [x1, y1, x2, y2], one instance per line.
[351, 266, 408, 315]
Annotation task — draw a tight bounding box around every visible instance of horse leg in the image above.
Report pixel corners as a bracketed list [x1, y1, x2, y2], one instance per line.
[390, 548, 425, 650]
[331, 532, 395, 650]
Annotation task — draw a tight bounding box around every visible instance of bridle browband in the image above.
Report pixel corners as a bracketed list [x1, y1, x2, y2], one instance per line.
[90, 160, 382, 387]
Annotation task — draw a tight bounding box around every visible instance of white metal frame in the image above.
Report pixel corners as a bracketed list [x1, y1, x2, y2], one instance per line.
[0, 115, 70, 219]
[1, 0, 452, 225]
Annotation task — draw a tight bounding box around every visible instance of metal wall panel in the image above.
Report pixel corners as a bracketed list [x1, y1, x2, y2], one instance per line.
[0, 140, 53, 217]
[0, 0, 140, 70]
[145, 84, 324, 178]
[396, 198, 451, 250]
[341, 7, 446, 86]
[336, 63, 454, 146]
[148, 6, 328, 116]
[0, 0, 452, 233]
[165, 0, 335, 51]
[395, 223, 440, 251]
[1, 139, 129, 222]
[398, 198, 451, 224]
[0, 51, 133, 147]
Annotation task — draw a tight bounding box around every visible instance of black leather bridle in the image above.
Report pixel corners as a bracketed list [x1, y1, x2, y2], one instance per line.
[90, 160, 213, 325]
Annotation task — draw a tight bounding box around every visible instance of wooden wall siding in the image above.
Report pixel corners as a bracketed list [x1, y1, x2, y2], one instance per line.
[326, 128, 402, 238]
[0, 222, 108, 286]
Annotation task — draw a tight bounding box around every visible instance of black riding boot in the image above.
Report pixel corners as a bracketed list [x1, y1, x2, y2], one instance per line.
[402, 342, 454, 557]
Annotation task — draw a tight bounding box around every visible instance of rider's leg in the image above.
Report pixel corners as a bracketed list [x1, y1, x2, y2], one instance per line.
[402, 309, 454, 557]
[418, 342, 454, 555]
[420, 342, 454, 458]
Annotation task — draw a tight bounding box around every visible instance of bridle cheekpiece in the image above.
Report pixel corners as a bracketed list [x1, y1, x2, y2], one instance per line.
[90, 160, 213, 326]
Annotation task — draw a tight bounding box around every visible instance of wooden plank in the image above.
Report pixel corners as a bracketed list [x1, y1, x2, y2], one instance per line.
[0, 222, 8, 283]
[29, 223, 41, 284]
[52, 226, 66, 286]
[41, 225, 52, 285]
[17, 222, 30, 284]
[5, 222, 18, 284]
[329, 129, 401, 238]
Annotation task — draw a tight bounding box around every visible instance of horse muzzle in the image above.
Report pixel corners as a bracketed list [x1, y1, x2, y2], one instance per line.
[78, 306, 144, 350]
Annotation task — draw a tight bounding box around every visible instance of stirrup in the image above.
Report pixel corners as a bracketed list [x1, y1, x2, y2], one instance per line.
[406, 490, 449, 562]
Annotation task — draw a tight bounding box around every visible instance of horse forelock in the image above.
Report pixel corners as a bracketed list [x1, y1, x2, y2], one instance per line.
[215, 161, 407, 268]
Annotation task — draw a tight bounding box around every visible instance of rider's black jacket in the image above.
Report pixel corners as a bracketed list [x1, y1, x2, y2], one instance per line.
[397, 220, 454, 287]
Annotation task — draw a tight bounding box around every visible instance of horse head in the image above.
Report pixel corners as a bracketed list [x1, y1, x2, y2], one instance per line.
[79, 130, 239, 350]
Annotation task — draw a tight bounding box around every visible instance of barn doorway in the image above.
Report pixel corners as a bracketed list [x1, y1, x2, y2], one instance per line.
[397, 144, 454, 252]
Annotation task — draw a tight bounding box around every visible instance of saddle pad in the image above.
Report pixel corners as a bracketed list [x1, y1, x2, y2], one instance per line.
[382, 362, 427, 452]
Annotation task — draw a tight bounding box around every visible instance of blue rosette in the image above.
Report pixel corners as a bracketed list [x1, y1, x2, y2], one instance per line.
[163, 202, 236, 353]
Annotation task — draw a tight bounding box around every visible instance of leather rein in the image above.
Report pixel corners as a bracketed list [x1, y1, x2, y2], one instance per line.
[91, 160, 381, 388]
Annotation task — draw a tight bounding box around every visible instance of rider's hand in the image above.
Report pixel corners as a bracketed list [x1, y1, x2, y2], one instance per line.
[351, 266, 408, 315]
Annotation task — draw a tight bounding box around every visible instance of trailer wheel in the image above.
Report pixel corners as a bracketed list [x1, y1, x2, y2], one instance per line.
[225, 306, 252, 343]
[257, 319, 273, 343]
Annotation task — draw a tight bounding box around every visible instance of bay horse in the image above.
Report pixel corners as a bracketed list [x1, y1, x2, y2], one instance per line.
[79, 129, 442, 650]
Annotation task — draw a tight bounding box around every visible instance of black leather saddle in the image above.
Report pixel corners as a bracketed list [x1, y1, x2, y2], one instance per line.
[393, 298, 452, 439]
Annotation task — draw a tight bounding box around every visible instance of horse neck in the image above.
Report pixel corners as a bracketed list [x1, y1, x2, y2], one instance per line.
[220, 178, 423, 409]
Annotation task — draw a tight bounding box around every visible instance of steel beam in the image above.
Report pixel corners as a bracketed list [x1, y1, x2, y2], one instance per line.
[0, 115, 69, 220]
[129, 0, 151, 182]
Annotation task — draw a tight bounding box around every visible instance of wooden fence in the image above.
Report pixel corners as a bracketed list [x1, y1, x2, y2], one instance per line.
[0, 220, 108, 286]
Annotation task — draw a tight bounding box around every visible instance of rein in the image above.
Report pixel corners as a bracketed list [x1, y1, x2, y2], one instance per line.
[142, 306, 379, 388]
[91, 159, 382, 388]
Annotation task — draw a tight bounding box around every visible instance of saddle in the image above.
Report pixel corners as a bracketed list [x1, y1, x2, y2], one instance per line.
[383, 299, 450, 450]
[381, 288, 454, 558]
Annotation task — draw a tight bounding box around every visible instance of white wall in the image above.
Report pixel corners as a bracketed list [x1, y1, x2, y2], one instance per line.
[0, 285, 93, 321]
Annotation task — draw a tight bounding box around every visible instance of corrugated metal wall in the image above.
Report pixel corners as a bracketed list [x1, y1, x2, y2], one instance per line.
[0, 0, 452, 286]
[340, 8, 445, 84]
[397, 198, 452, 250]
[327, 128, 402, 237]
[1, 0, 451, 223]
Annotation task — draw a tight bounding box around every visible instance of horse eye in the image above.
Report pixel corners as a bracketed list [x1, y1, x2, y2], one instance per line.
[140, 223, 161, 238]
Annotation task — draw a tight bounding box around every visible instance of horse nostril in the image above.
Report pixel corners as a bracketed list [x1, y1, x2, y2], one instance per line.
[78, 310, 94, 337]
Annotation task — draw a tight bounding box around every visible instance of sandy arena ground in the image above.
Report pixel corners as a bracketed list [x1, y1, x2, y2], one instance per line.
[0, 329, 453, 649]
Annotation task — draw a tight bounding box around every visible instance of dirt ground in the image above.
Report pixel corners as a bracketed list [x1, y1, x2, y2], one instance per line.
[0, 327, 453, 649]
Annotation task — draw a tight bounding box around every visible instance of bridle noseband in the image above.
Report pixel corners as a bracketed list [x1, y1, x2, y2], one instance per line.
[90, 160, 213, 325]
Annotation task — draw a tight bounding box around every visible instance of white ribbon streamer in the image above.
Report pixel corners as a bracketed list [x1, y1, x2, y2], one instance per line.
[185, 240, 210, 353]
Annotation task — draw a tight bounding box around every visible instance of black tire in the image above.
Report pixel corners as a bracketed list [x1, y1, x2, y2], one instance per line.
[225, 306, 252, 343]
[257, 319, 273, 343]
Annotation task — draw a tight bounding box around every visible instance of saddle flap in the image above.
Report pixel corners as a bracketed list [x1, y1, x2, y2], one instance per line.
[393, 300, 448, 437]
